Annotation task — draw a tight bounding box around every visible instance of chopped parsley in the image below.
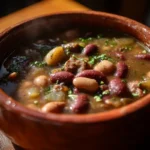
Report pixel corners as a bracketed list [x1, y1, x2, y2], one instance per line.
[100, 81, 104, 85]
[104, 38, 117, 47]
[68, 94, 77, 100]
[31, 61, 46, 68]
[94, 95, 102, 102]
[102, 90, 110, 95]
[44, 86, 51, 94]
[88, 54, 114, 65]
[132, 93, 139, 97]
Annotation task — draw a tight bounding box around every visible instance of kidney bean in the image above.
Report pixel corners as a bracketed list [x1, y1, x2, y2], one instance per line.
[108, 78, 127, 96]
[83, 44, 98, 55]
[135, 54, 150, 60]
[115, 61, 128, 78]
[73, 77, 99, 92]
[41, 102, 65, 113]
[71, 94, 89, 113]
[73, 88, 80, 94]
[76, 69, 105, 82]
[50, 71, 74, 84]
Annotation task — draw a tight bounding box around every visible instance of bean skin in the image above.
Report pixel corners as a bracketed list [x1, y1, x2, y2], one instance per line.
[94, 60, 115, 75]
[41, 102, 65, 113]
[135, 54, 150, 60]
[108, 78, 127, 96]
[76, 69, 105, 82]
[50, 71, 74, 84]
[83, 44, 98, 55]
[115, 61, 128, 78]
[71, 94, 89, 113]
[73, 77, 99, 92]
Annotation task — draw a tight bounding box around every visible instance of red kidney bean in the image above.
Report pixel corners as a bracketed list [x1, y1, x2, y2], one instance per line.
[71, 94, 89, 113]
[50, 71, 74, 84]
[115, 61, 128, 78]
[83, 44, 98, 55]
[115, 52, 125, 60]
[73, 88, 80, 94]
[108, 78, 127, 96]
[135, 54, 150, 60]
[76, 69, 105, 82]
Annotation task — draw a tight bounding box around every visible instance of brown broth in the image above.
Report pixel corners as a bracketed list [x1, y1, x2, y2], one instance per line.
[0, 28, 150, 114]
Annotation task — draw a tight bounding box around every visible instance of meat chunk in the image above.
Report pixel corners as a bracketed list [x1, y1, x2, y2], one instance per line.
[127, 81, 144, 97]
[64, 57, 91, 73]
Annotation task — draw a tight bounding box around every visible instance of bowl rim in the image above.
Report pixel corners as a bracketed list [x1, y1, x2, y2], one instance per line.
[0, 10, 150, 124]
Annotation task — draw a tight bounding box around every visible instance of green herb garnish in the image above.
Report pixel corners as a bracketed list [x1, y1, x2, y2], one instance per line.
[102, 90, 110, 95]
[31, 61, 46, 68]
[44, 86, 51, 94]
[132, 93, 139, 97]
[94, 95, 102, 102]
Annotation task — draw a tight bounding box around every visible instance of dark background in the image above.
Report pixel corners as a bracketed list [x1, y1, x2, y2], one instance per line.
[0, 0, 150, 26]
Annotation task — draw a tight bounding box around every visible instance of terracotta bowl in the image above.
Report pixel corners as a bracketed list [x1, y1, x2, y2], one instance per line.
[0, 11, 150, 150]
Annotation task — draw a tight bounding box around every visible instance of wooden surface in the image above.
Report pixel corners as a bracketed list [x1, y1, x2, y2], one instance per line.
[0, 1, 88, 149]
[0, 0, 88, 33]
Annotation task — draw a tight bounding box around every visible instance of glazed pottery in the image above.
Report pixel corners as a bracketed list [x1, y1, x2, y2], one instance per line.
[0, 11, 150, 150]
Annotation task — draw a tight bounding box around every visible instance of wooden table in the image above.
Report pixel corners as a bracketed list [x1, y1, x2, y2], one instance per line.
[0, 0, 88, 149]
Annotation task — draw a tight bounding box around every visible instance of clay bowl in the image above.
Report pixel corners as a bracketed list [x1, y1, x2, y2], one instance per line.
[0, 11, 150, 150]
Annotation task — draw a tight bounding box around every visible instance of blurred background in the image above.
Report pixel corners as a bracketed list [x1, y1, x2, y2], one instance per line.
[0, 0, 150, 26]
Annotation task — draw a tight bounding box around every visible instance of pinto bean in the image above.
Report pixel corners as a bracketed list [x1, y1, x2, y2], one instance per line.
[115, 61, 128, 78]
[34, 75, 49, 87]
[108, 78, 127, 96]
[41, 102, 65, 113]
[83, 44, 98, 55]
[94, 60, 115, 75]
[8, 72, 18, 80]
[50, 71, 74, 84]
[71, 94, 89, 113]
[135, 54, 150, 60]
[73, 77, 99, 92]
[76, 69, 105, 82]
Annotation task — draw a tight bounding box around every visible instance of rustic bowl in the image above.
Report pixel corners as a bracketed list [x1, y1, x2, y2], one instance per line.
[0, 11, 150, 150]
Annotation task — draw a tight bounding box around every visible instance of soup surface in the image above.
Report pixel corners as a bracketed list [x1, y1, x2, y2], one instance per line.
[0, 28, 150, 114]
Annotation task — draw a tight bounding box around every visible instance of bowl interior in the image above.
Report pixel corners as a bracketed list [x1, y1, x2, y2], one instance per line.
[0, 11, 150, 123]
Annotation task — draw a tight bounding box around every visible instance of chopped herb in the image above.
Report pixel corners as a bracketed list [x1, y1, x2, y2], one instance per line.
[68, 94, 77, 100]
[132, 93, 139, 97]
[104, 38, 117, 47]
[44, 86, 51, 94]
[94, 95, 102, 102]
[31, 61, 46, 68]
[88, 54, 114, 65]
[121, 45, 133, 52]
[68, 89, 73, 95]
[7, 56, 29, 73]
[143, 89, 147, 94]
[102, 90, 110, 95]
[65, 49, 70, 55]
[78, 37, 95, 43]
[100, 81, 104, 85]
